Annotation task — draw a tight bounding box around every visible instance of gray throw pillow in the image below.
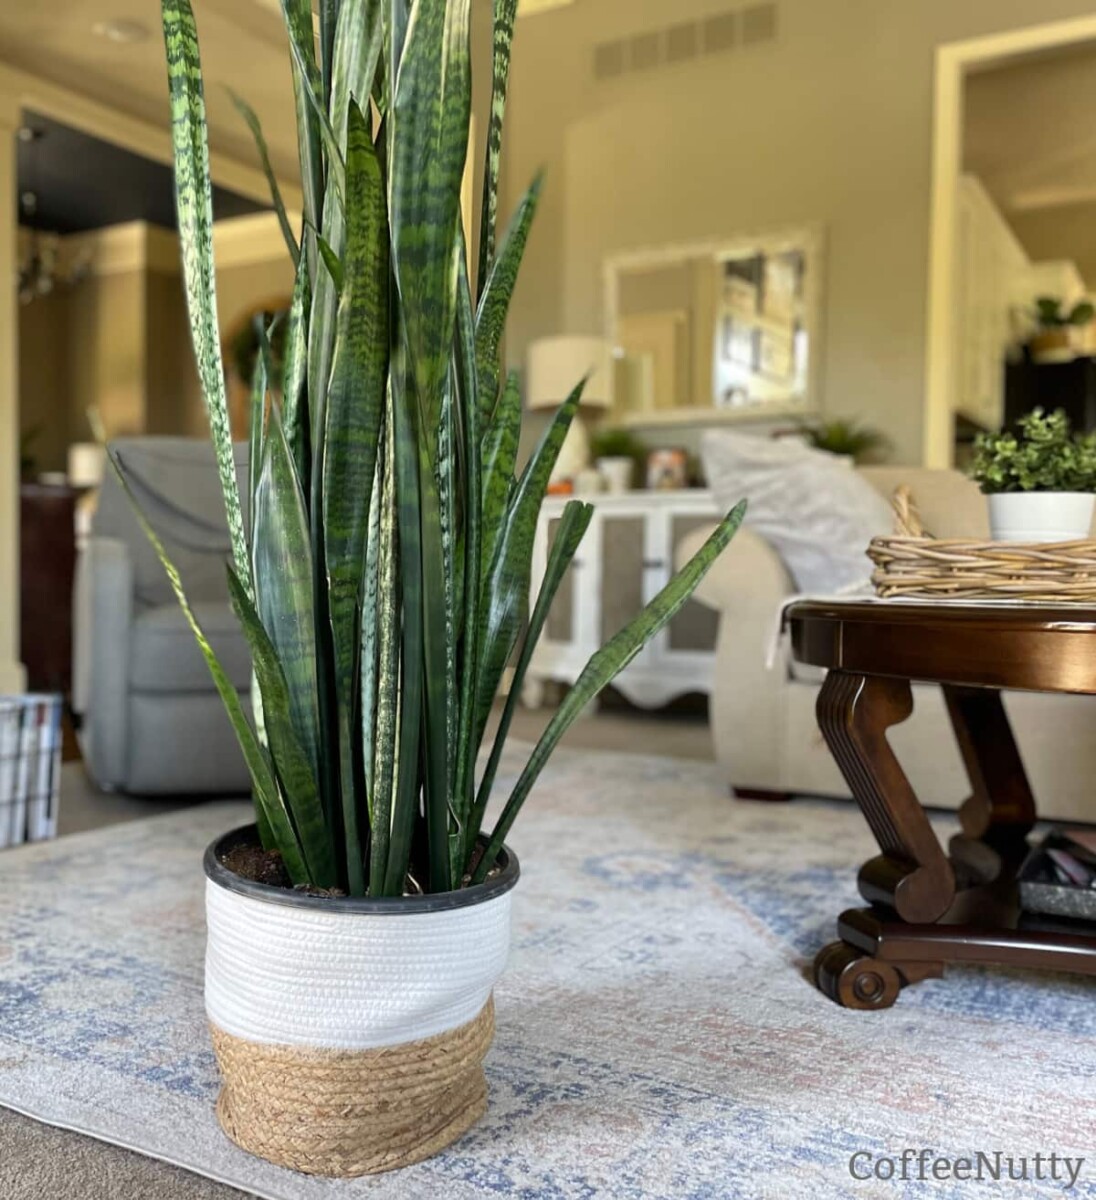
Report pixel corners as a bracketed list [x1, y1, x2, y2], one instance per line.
[701, 430, 893, 594]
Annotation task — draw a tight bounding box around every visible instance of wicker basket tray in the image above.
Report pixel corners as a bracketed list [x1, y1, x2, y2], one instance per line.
[869, 487, 1096, 603]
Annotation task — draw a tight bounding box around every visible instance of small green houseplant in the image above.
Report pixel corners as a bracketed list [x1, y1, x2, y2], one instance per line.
[971, 408, 1096, 542]
[796, 417, 889, 464]
[120, 0, 746, 1177]
[1030, 296, 1095, 363]
[589, 426, 645, 492]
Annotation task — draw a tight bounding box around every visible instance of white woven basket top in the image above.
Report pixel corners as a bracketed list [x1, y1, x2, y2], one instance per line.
[205, 878, 513, 1049]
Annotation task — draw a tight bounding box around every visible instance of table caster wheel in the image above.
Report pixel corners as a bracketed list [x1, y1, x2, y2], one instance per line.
[814, 941, 902, 1010]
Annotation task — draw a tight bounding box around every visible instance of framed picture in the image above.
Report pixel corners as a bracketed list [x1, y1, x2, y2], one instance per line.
[646, 447, 689, 491]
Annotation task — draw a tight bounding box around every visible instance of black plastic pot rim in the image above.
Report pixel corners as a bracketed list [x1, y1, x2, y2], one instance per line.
[204, 824, 520, 915]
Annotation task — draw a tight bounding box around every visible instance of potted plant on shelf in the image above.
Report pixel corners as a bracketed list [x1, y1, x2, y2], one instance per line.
[1029, 296, 1095, 364]
[588, 427, 646, 493]
[111, 0, 747, 1179]
[971, 408, 1096, 542]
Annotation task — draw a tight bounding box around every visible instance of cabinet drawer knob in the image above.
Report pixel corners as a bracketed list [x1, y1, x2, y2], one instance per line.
[643, 558, 666, 569]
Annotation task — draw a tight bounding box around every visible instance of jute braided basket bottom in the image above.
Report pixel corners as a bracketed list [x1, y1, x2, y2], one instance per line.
[210, 997, 495, 1176]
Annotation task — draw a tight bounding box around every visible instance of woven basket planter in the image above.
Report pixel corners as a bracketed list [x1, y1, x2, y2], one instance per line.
[203, 825, 519, 1177]
[870, 486, 1096, 602]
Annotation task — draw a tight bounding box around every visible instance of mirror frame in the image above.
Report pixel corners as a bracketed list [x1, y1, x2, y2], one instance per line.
[603, 224, 825, 427]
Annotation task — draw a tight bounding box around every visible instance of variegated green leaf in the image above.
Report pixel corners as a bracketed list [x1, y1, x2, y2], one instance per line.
[330, 0, 383, 150]
[467, 498, 592, 866]
[473, 500, 749, 881]
[227, 88, 300, 267]
[281, 255, 312, 488]
[280, 0, 324, 263]
[107, 446, 307, 883]
[476, 0, 519, 292]
[390, 0, 471, 449]
[288, 29, 348, 203]
[161, 0, 250, 595]
[253, 404, 323, 800]
[475, 172, 542, 423]
[368, 392, 400, 895]
[472, 378, 585, 745]
[384, 356, 425, 896]
[479, 369, 520, 586]
[323, 100, 389, 894]
[227, 565, 338, 887]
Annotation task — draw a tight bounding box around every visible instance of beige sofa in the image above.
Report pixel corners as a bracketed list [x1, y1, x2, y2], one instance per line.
[679, 467, 1096, 823]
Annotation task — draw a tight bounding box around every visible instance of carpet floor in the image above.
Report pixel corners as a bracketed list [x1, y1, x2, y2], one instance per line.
[2, 738, 1096, 1199]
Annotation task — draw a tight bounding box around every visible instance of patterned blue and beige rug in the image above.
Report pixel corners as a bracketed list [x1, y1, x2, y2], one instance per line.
[0, 744, 1094, 1199]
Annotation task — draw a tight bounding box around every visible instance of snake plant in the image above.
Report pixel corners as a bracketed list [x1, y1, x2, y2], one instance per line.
[127, 0, 746, 896]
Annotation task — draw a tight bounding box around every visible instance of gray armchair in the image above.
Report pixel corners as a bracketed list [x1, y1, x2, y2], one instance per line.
[73, 438, 252, 795]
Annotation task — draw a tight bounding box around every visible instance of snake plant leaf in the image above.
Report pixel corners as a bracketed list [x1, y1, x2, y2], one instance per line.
[474, 500, 749, 882]
[227, 566, 338, 888]
[279, 0, 324, 261]
[472, 378, 585, 746]
[359, 460, 383, 800]
[107, 447, 308, 883]
[452, 250, 481, 864]
[315, 232, 345, 295]
[418, 446, 453, 894]
[227, 88, 299, 268]
[479, 370, 520, 587]
[330, 0, 383, 150]
[287, 30, 348, 204]
[247, 338, 266, 530]
[467, 498, 593, 865]
[323, 100, 390, 893]
[390, 0, 471, 449]
[253, 403, 323, 805]
[476, 0, 519, 292]
[281, 256, 312, 488]
[368, 394, 400, 895]
[161, 0, 250, 596]
[318, 0, 338, 105]
[384, 362, 426, 896]
[475, 172, 542, 424]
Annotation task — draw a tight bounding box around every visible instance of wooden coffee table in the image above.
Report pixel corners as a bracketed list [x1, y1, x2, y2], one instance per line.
[788, 600, 1096, 1010]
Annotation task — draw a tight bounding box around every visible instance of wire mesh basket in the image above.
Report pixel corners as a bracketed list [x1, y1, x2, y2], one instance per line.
[0, 694, 63, 849]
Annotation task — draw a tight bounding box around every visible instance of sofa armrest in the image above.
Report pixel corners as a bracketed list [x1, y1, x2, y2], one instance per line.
[74, 537, 134, 789]
[675, 523, 794, 613]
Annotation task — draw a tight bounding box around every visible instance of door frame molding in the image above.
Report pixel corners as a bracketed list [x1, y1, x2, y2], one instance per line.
[923, 14, 1096, 467]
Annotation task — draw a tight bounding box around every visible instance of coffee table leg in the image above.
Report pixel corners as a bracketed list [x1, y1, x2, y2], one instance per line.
[816, 670, 956, 925]
[943, 685, 1036, 841]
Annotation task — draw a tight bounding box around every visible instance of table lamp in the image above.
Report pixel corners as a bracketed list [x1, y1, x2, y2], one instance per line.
[526, 335, 613, 484]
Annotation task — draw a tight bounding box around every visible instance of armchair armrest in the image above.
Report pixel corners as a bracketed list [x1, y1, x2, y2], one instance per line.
[675, 523, 794, 613]
[74, 536, 134, 789]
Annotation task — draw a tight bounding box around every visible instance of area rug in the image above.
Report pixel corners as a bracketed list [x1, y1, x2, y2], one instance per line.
[0, 744, 1094, 1200]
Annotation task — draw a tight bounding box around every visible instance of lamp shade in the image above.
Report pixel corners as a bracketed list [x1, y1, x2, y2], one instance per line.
[67, 442, 105, 489]
[526, 335, 613, 411]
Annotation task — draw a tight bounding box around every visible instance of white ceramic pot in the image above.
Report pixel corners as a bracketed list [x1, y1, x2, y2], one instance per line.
[987, 492, 1095, 543]
[597, 456, 634, 494]
[203, 825, 518, 1177]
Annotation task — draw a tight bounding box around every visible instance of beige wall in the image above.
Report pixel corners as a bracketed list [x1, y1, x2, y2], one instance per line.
[505, 0, 1096, 465]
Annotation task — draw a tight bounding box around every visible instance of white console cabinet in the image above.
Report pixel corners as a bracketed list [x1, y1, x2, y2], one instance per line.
[525, 490, 721, 709]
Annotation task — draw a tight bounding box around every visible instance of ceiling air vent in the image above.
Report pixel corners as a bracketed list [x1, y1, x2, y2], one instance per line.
[592, 4, 777, 83]
[742, 3, 777, 45]
[594, 39, 626, 80]
[630, 31, 662, 71]
[702, 13, 737, 54]
[666, 22, 699, 64]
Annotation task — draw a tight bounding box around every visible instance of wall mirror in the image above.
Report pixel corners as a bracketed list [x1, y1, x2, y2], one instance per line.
[604, 226, 823, 427]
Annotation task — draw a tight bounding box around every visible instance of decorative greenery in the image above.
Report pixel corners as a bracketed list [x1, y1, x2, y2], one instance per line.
[127, 0, 746, 897]
[797, 417, 889, 464]
[1033, 296, 1095, 330]
[971, 408, 1096, 494]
